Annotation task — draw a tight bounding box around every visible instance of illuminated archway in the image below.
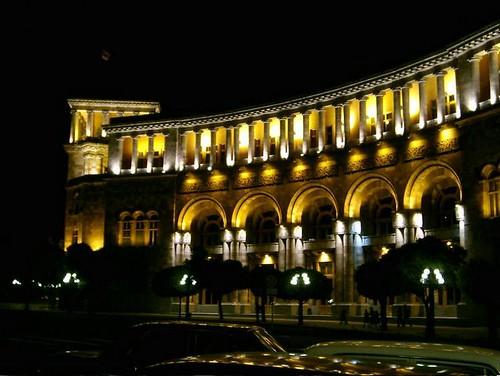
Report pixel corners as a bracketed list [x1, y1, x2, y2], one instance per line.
[177, 196, 227, 231]
[404, 160, 462, 229]
[344, 173, 398, 218]
[232, 191, 282, 229]
[287, 183, 339, 224]
[287, 183, 338, 240]
[404, 160, 462, 210]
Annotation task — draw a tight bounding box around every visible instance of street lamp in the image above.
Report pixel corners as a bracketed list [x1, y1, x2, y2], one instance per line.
[290, 271, 311, 325]
[179, 272, 197, 319]
[420, 267, 445, 338]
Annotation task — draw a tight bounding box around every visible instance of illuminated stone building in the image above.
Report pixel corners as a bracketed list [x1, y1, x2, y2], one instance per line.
[65, 24, 500, 315]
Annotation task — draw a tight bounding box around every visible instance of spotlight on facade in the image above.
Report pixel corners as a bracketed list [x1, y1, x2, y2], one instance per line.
[412, 212, 423, 228]
[293, 226, 302, 240]
[174, 232, 182, 244]
[454, 204, 465, 221]
[183, 232, 191, 245]
[237, 229, 246, 242]
[223, 229, 233, 243]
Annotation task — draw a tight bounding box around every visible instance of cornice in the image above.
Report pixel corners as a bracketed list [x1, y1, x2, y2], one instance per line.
[68, 99, 161, 112]
[102, 24, 499, 135]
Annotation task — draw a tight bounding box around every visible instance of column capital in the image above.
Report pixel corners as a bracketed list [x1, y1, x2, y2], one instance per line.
[468, 54, 482, 63]
[316, 107, 326, 113]
[334, 104, 343, 109]
[435, 71, 446, 77]
[210, 128, 217, 133]
[263, 119, 271, 124]
[360, 95, 369, 101]
[488, 45, 500, 54]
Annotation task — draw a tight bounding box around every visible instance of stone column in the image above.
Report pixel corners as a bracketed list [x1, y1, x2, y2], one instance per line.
[469, 55, 481, 110]
[147, 134, 154, 172]
[393, 88, 403, 135]
[279, 117, 287, 159]
[302, 111, 310, 155]
[334, 222, 345, 303]
[248, 123, 255, 163]
[117, 136, 124, 173]
[344, 220, 357, 303]
[131, 136, 138, 173]
[359, 97, 367, 143]
[86, 110, 94, 138]
[450, 67, 462, 118]
[402, 84, 411, 132]
[69, 109, 77, 143]
[178, 132, 186, 170]
[375, 93, 384, 139]
[317, 108, 325, 152]
[343, 102, 350, 144]
[263, 120, 270, 161]
[287, 115, 295, 157]
[162, 133, 169, 171]
[226, 127, 233, 166]
[102, 110, 110, 126]
[234, 126, 240, 165]
[488, 47, 499, 105]
[210, 129, 216, 169]
[335, 105, 343, 148]
[194, 130, 201, 169]
[418, 78, 428, 128]
[436, 72, 446, 123]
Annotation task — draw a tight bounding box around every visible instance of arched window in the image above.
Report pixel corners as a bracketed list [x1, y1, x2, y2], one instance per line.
[120, 214, 133, 246]
[256, 211, 278, 244]
[135, 213, 146, 246]
[481, 164, 500, 218]
[148, 213, 159, 246]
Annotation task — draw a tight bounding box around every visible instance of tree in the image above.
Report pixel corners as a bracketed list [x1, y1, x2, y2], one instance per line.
[388, 236, 466, 338]
[278, 267, 332, 325]
[203, 259, 246, 320]
[461, 258, 500, 342]
[152, 265, 200, 319]
[249, 265, 281, 323]
[355, 255, 403, 330]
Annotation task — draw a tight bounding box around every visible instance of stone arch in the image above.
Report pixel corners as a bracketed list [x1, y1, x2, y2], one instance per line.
[344, 173, 399, 218]
[287, 183, 339, 224]
[231, 190, 282, 229]
[404, 160, 462, 210]
[177, 195, 227, 231]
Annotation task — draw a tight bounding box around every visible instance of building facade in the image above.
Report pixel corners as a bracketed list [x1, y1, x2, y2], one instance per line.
[65, 24, 500, 315]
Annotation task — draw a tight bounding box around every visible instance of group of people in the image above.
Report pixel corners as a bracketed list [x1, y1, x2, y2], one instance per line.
[396, 304, 412, 327]
[362, 305, 412, 328]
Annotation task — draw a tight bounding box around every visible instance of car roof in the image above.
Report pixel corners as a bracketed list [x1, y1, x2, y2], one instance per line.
[147, 352, 494, 375]
[132, 320, 263, 331]
[305, 340, 500, 372]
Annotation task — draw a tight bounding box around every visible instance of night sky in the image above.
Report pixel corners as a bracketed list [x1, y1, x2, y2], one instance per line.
[11, 2, 499, 249]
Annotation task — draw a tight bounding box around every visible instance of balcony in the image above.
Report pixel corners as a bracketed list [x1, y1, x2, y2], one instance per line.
[362, 233, 396, 247]
[303, 239, 335, 251]
[245, 242, 279, 253]
[424, 226, 459, 240]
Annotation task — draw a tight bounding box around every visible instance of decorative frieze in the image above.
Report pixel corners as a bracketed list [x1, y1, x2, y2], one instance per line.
[436, 138, 459, 154]
[404, 143, 430, 161]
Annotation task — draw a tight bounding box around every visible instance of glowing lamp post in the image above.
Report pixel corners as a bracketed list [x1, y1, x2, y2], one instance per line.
[179, 272, 197, 319]
[420, 267, 444, 338]
[290, 272, 311, 325]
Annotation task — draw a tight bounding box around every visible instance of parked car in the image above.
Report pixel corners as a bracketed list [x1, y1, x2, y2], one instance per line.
[142, 351, 497, 375]
[304, 340, 500, 375]
[40, 320, 286, 375]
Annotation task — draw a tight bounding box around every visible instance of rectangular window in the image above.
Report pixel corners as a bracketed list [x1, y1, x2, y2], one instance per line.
[72, 229, 78, 244]
[326, 126, 333, 145]
[204, 147, 210, 164]
[137, 151, 147, 169]
[383, 112, 393, 132]
[269, 138, 276, 156]
[489, 178, 500, 218]
[310, 129, 317, 148]
[254, 139, 262, 157]
[445, 94, 456, 115]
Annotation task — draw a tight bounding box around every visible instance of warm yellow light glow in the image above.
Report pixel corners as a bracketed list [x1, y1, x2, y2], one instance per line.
[153, 134, 164, 152]
[380, 246, 389, 257]
[318, 251, 331, 263]
[366, 94, 376, 122]
[201, 129, 210, 149]
[261, 254, 274, 265]
[409, 82, 420, 121]
[376, 145, 394, 157]
[294, 114, 303, 140]
[137, 135, 148, 154]
[270, 118, 280, 138]
[239, 124, 249, 147]
[444, 68, 456, 97]
[438, 127, 457, 141]
[86, 234, 104, 251]
[349, 100, 359, 131]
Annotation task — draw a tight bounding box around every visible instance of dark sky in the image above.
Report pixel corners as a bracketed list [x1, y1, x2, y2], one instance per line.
[11, 2, 499, 247]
